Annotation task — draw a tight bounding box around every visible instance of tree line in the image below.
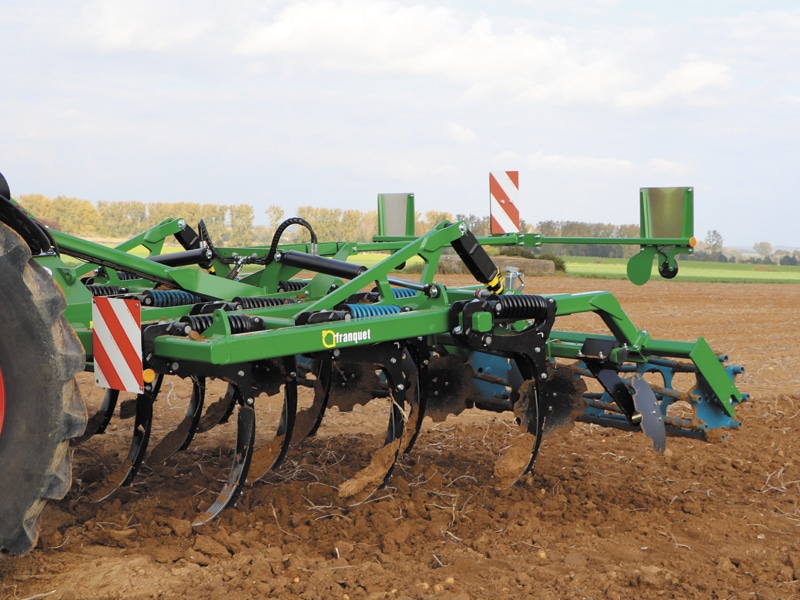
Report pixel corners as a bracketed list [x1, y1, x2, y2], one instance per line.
[690, 229, 799, 266]
[19, 194, 259, 246]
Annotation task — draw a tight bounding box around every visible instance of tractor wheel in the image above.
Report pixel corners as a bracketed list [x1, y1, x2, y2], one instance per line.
[0, 222, 86, 555]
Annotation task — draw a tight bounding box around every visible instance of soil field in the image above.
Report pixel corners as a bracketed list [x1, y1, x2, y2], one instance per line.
[2, 276, 799, 600]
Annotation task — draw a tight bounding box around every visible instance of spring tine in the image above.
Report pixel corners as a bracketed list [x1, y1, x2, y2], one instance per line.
[193, 398, 256, 526]
[90, 376, 162, 502]
[398, 342, 428, 454]
[196, 383, 237, 433]
[491, 377, 547, 486]
[148, 376, 206, 464]
[291, 358, 332, 444]
[338, 347, 421, 502]
[72, 388, 120, 444]
[248, 357, 299, 481]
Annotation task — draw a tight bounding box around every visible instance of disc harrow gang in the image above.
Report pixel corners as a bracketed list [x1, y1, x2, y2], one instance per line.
[0, 174, 747, 551]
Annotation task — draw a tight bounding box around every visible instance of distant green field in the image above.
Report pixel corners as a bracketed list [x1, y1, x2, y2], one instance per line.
[565, 256, 800, 284]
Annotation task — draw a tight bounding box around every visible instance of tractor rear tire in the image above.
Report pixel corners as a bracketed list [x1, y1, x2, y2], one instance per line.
[0, 222, 86, 555]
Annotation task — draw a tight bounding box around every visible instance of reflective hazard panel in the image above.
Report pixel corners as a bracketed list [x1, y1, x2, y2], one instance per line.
[490, 171, 520, 234]
[92, 297, 143, 393]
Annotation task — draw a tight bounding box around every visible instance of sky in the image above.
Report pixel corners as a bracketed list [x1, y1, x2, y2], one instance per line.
[1, 0, 799, 249]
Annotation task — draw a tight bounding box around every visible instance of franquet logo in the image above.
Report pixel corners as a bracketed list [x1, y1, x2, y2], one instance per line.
[321, 328, 372, 349]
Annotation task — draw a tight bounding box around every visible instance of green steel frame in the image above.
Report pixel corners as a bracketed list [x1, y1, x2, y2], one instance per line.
[2, 184, 743, 438]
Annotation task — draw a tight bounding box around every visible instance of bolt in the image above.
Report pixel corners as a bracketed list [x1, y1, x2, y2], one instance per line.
[390, 357, 397, 364]
[396, 384, 405, 391]
[170, 361, 179, 372]
[534, 347, 541, 353]
[238, 370, 245, 377]
[246, 397, 255, 406]
[452, 326, 463, 336]
[540, 373, 548, 380]
[483, 335, 492, 346]
[289, 371, 297, 379]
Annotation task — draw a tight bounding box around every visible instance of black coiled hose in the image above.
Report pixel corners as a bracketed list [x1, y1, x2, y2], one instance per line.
[265, 217, 318, 265]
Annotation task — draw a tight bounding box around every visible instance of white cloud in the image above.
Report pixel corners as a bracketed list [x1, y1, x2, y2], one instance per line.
[34, 0, 736, 113]
[616, 57, 732, 109]
[523, 151, 633, 176]
[230, 0, 726, 109]
[447, 122, 478, 143]
[70, 1, 217, 51]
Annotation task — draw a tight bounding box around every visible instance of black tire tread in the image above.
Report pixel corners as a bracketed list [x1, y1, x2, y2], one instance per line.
[0, 222, 87, 555]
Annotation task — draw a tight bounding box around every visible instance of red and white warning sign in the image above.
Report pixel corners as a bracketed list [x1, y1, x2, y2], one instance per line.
[489, 171, 520, 234]
[92, 297, 143, 393]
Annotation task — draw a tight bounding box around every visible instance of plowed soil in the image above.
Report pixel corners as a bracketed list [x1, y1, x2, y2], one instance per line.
[2, 276, 799, 600]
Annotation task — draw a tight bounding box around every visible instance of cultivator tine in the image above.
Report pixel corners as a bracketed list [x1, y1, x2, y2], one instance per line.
[493, 378, 547, 485]
[337, 343, 425, 502]
[248, 356, 298, 481]
[148, 376, 206, 464]
[72, 388, 119, 444]
[194, 391, 256, 526]
[394, 341, 428, 454]
[510, 363, 587, 477]
[290, 358, 332, 444]
[90, 375, 162, 502]
[196, 383, 237, 433]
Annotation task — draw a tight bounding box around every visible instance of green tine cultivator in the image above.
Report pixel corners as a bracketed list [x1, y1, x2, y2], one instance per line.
[0, 171, 746, 554]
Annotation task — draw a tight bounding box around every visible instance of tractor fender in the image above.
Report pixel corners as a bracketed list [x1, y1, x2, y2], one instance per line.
[0, 170, 56, 255]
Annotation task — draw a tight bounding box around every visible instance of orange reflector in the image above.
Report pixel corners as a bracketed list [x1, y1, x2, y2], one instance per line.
[689, 236, 697, 248]
[142, 368, 157, 384]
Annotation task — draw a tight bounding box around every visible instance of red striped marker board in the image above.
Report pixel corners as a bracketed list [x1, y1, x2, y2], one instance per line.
[92, 297, 143, 393]
[490, 171, 520, 234]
